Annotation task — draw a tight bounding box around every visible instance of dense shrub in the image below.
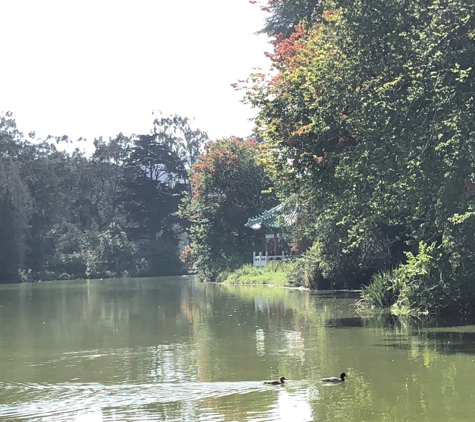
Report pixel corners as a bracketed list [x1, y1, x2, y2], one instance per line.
[46, 253, 86, 279]
[308, 215, 394, 289]
[285, 244, 326, 289]
[361, 242, 453, 315]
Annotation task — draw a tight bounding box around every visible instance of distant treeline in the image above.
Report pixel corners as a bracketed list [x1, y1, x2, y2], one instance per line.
[0, 112, 208, 282]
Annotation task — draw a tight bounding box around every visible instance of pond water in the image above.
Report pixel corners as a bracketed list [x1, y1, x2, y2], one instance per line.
[1, 277, 475, 421]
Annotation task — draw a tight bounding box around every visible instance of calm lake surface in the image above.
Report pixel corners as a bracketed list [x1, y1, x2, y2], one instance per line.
[1, 277, 475, 421]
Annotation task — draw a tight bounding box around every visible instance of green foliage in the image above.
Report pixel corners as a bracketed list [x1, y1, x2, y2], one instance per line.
[152, 113, 209, 170]
[443, 212, 475, 289]
[285, 243, 326, 289]
[182, 137, 277, 281]
[0, 122, 32, 282]
[257, 0, 324, 38]
[222, 252, 325, 289]
[310, 214, 395, 289]
[361, 270, 398, 309]
[0, 189, 24, 282]
[81, 224, 146, 279]
[122, 134, 187, 241]
[361, 242, 453, 315]
[47, 253, 86, 279]
[43, 223, 147, 280]
[223, 262, 292, 286]
[35, 270, 58, 282]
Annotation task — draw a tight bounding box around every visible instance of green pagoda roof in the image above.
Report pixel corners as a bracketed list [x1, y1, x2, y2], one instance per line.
[245, 203, 297, 230]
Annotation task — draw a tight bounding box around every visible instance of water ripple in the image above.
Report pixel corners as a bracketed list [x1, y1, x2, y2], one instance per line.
[0, 380, 279, 421]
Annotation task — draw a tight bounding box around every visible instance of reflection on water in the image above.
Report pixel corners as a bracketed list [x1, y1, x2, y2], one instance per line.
[1, 278, 475, 421]
[255, 328, 265, 357]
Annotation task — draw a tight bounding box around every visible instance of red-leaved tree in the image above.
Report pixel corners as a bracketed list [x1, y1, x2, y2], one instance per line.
[181, 137, 276, 281]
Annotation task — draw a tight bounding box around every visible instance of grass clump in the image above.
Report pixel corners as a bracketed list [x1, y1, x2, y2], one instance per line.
[222, 247, 326, 288]
[360, 269, 396, 308]
[360, 241, 452, 316]
[223, 262, 293, 286]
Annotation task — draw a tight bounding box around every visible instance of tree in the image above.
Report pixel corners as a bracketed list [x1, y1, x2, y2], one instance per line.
[0, 114, 32, 281]
[182, 137, 277, 280]
[122, 134, 187, 240]
[85, 133, 133, 231]
[19, 142, 77, 271]
[0, 189, 25, 282]
[152, 113, 209, 170]
[121, 134, 187, 275]
[0, 111, 28, 159]
[254, 0, 324, 39]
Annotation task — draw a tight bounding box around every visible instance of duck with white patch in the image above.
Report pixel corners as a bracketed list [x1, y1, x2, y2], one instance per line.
[322, 373, 346, 383]
[263, 376, 286, 385]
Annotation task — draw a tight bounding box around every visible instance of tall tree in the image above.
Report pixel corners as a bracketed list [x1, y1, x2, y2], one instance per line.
[121, 134, 187, 275]
[182, 137, 276, 280]
[0, 160, 32, 282]
[254, 0, 323, 38]
[19, 142, 76, 270]
[153, 113, 209, 170]
[0, 190, 23, 281]
[122, 134, 187, 241]
[0, 113, 32, 281]
[85, 133, 133, 231]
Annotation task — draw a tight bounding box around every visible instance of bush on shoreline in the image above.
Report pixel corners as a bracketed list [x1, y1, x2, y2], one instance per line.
[360, 241, 469, 316]
[222, 262, 292, 286]
[221, 252, 326, 289]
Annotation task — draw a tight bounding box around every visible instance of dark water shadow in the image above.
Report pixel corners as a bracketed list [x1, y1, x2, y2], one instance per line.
[374, 332, 475, 355]
[325, 317, 363, 328]
[317, 292, 475, 355]
[365, 313, 475, 355]
[358, 311, 475, 331]
[309, 290, 361, 299]
[424, 331, 475, 355]
[373, 342, 413, 350]
[431, 315, 475, 328]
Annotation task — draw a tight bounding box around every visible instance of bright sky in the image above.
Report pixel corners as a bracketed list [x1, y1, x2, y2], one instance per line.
[1, 0, 271, 151]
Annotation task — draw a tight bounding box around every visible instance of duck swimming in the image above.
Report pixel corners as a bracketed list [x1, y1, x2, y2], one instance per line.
[322, 373, 346, 383]
[263, 376, 286, 385]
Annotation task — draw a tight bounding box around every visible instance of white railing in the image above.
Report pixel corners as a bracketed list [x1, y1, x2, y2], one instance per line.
[253, 251, 287, 267]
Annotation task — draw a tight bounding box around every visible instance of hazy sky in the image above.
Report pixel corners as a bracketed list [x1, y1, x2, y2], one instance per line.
[1, 0, 271, 149]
